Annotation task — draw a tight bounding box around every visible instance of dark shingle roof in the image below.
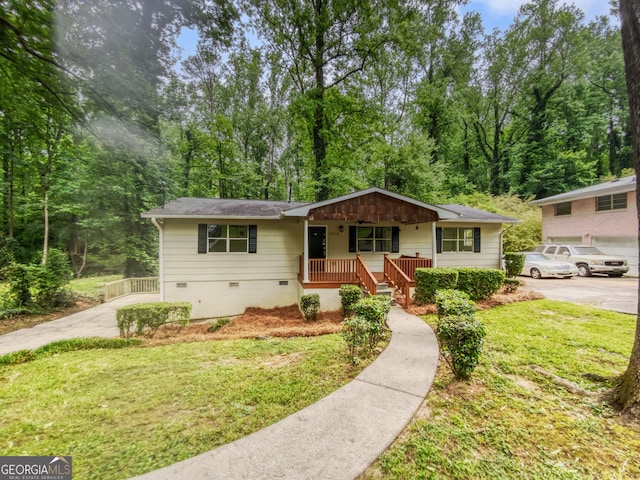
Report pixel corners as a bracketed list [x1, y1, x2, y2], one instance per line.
[436, 204, 521, 223]
[142, 197, 308, 219]
[142, 194, 520, 224]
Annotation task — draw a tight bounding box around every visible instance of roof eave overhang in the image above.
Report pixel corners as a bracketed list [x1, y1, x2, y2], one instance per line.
[141, 213, 284, 220]
[530, 184, 636, 206]
[439, 218, 522, 224]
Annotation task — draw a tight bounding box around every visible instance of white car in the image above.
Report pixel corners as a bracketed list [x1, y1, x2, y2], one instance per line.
[520, 252, 579, 279]
[533, 244, 629, 277]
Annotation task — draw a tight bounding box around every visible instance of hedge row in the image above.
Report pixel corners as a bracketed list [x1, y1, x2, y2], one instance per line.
[414, 267, 505, 304]
[116, 302, 191, 338]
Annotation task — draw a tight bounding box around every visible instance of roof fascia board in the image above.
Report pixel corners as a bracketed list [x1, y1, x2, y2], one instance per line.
[530, 179, 636, 206]
[141, 213, 284, 220]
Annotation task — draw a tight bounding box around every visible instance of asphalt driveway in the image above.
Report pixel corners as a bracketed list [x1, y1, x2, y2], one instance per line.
[520, 275, 638, 315]
[0, 293, 159, 356]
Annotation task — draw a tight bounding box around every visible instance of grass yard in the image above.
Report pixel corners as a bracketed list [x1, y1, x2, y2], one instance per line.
[362, 299, 640, 480]
[69, 274, 123, 299]
[0, 334, 369, 479]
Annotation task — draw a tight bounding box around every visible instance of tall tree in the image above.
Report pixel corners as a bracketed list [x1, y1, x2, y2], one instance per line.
[246, 0, 408, 201]
[609, 0, 640, 419]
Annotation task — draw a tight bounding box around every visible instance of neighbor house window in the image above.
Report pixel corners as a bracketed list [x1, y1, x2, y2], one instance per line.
[198, 224, 257, 253]
[357, 226, 392, 252]
[554, 202, 571, 216]
[596, 193, 627, 211]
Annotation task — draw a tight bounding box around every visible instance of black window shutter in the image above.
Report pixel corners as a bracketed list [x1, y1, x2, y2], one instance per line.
[248, 225, 257, 253]
[391, 227, 400, 253]
[198, 224, 208, 253]
[349, 226, 357, 253]
[473, 227, 481, 253]
[436, 227, 442, 254]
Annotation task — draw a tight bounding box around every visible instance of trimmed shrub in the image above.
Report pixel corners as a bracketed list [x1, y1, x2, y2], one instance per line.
[300, 293, 320, 321]
[342, 295, 392, 363]
[504, 252, 526, 278]
[436, 314, 486, 380]
[339, 284, 362, 318]
[341, 316, 369, 364]
[455, 268, 505, 301]
[116, 302, 191, 338]
[435, 289, 476, 319]
[502, 277, 520, 293]
[413, 268, 459, 305]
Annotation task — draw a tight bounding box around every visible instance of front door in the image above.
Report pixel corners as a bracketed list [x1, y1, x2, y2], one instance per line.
[308, 226, 327, 259]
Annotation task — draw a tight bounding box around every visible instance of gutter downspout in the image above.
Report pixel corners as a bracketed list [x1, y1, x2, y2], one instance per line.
[431, 222, 438, 268]
[151, 217, 164, 301]
[498, 224, 516, 269]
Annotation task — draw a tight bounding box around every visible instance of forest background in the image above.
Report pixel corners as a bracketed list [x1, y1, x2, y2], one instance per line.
[0, 0, 631, 278]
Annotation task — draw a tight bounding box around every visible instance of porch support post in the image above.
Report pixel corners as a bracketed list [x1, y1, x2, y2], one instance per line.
[303, 219, 309, 282]
[431, 221, 438, 268]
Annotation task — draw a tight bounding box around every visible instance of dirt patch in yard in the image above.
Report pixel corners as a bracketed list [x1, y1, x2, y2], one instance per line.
[404, 288, 544, 316]
[146, 304, 344, 345]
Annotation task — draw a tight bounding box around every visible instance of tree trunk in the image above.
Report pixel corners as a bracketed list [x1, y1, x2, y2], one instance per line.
[610, 0, 640, 418]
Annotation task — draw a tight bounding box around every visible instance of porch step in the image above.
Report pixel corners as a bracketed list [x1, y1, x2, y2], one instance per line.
[374, 282, 396, 306]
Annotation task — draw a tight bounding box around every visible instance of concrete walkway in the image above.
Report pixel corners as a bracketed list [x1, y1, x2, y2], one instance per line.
[0, 293, 159, 355]
[131, 307, 439, 480]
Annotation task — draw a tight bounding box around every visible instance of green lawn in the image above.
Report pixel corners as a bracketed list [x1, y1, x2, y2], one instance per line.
[0, 334, 367, 479]
[362, 299, 640, 480]
[69, 274, 123, 299]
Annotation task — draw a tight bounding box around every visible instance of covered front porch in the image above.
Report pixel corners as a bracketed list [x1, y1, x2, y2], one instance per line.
[298, 253, 433, 302]
[282, 188, 458, 305]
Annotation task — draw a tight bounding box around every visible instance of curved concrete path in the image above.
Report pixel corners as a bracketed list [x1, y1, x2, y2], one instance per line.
[131, 307, 439, 480]
[0, 293, 159, 356]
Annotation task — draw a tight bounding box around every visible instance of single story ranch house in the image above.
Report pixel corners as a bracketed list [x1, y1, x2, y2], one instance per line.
[142, 188, 520, 318]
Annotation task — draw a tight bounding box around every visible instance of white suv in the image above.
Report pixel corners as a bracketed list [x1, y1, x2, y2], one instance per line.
[533, 245, 628, 277]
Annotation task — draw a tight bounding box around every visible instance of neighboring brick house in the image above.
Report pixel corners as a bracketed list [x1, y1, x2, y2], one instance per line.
[530, 176, 638, 275]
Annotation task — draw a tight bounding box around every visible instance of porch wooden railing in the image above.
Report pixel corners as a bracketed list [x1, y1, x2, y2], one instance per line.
[104, 277, 159, 302]
[393, 256, 433, 280]
[384, 255, 412, 303]
[304, 257, 359, 283]
[356, 254, 378, 295]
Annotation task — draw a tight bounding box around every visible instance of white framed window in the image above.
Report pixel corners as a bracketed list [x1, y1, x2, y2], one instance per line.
[356, 226, 393, 253]
[198, 224, 257, 254]
[442, 227, 474, 253]
[207, 224, 249, 253]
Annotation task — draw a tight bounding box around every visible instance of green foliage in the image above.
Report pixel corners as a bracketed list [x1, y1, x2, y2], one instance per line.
[300, 294, 320, 321]
[207, 317, 231, 332]
[455, 268, 505, 301]
[504, 252, 526, 278]
[413, 268, 459, 305]
[339, 284, 362, 318]
[116, 302, 191, 338]
[435, 289, 476, 319]
[502, 277, 520, 293]
[0, 337, 142, 366]
[5, 263, 32, 307]
[342, 295, 391, 363]
[29, 249, 74, 308]
[436, 314, 486, 380]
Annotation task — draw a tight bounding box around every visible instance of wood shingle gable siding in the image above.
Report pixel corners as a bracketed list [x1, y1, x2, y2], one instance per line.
[306, 192, 439, 223]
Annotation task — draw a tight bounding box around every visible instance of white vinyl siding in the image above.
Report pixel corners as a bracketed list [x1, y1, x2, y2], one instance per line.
[436, 223, 502, 269]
